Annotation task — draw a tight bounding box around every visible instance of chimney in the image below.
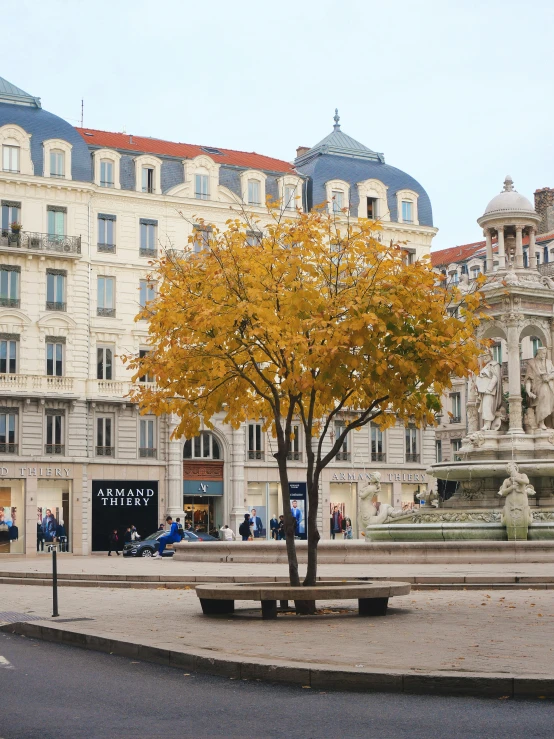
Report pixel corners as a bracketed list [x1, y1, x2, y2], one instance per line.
[296, 146, 310, 158]
[534, 187, 554, 234]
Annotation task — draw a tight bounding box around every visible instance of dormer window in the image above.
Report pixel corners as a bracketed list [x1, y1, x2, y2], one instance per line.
[50, 150, 65, 178]
[3, 145, 19, 173]
[332, 190, 344, 212]
[142, 167, 154, 194]
[93, 149, 121, 189]
[402, 200, 413, 223]
[284, 184, 296, 210]
[195, 173, 209, 200]
[367, 197, 378, 219]
[100, 160, 114, 188]
[248, 179, 261, 206]
[396, 189, 419, 225]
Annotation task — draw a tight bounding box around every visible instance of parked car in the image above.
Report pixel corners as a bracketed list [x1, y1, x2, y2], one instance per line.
[122, 529, 217, 557]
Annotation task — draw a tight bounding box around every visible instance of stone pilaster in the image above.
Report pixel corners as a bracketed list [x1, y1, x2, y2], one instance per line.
[166, 414, 184, 517]
[229, 424, 247, 533]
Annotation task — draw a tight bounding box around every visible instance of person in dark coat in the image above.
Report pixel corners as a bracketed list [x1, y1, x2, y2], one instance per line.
[330, 506, 343, 540]
[123, 527, 132, 544]
[37, 522, 45, 552]
[239, 513, 251, 541]
[269, 514, 279, 540]
[108, 529, 120, 556]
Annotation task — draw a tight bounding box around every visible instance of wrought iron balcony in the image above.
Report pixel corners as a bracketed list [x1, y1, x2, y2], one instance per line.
[0, 297, 19, 308]
[45, 444, 65, 455]
[287, 451, 302, 461]
[98, 243, 116, 253]
[96, 446, 114, 456]
[139, 247, 157, 258]
[406, 453, 420, 463]
[0, 443, 18, 454]
[46, 301, 66, 312]
[248, 450, 264, 460]
[371, 452, 386, 462]
[139, 447, 157, 458]
[0, 231, 81, 258]
[449, 416, 462, 424]
[335, 451, 351, 461]
[97, 307, 116, 317]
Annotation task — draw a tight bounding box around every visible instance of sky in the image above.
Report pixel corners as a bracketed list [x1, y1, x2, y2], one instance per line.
[2, 0, 554, 251]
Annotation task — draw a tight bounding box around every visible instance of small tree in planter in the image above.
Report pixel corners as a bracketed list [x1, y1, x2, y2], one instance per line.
[10, 222, 22, 233]
[125, 207, 483, 603]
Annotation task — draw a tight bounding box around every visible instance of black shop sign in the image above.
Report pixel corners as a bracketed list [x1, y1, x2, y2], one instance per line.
[91, 480, 158, 551]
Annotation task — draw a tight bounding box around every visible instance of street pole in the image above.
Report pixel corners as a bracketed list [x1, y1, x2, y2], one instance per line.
[52, 546, 59, 617]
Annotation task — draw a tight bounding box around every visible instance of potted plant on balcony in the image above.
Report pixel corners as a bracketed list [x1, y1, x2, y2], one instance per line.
[9, 221, 21, 246]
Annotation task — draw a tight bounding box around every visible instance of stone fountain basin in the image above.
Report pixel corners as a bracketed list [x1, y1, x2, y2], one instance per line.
[365, 522, 554, 542]
[429, 460, 554, 480]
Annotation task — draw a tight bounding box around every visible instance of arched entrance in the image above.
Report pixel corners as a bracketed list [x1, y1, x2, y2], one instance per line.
[183, 432, 224, 534]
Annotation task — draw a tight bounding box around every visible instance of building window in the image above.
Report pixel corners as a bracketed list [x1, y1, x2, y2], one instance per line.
[0, 411, 17, 454]
[139, 418, 156, 458]
[248, 423, 264, 460]
[0, 266, 19, 308]
[139, 279, 156, 309]
[436, 439, 442, 463]
[334, 420, 350, 461]
[45, 412, 64, 454]
[402, 201, 413, 223]
[248, 179, 261, 206]
[195, 174, 209, 200]
[287, 424, 302, 461]
[245, 230, 262, 247]
[0, 337, 17, 374]
[142, 167, 154, 193]
[492, 343, 502, 364]
[450, 392, 461, 423]
[183, 432, 221, 460]
[544, 246, 549, 264]
[371, 423, 385, 462]
[451, 438, 462, 461]
[367, 197, 378, 219]
[332, 190, 344, 213]
[138, 349, 154, 383]
[50, 150, 65, 178]
[471, 266, 480, 278]
[46, 270, 66, 311]
[47, 208, 66, 238]
[2, 145, 19, 173]
[96, 417, 113, 456]
[140, 219, 157, 256]
[284, 184, 296, 211]
[98, 214, 116, 252]
[1, 200, 21, 235]
[531, 337, 542, 357]
[46, 340, 64, 377]
[97, 276, 115, 317]
[97, 346, 113, 380]
[536, 251, 541, 266]
[193, 226, 212, 253]
[100, 160, 114, 188]
[405, 426, 419, 463]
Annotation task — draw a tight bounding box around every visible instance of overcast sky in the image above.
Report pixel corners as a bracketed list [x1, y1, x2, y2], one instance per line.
[3, 0, 553, 250]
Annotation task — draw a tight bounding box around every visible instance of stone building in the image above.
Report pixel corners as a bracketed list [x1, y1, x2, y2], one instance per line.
[0, 78, 437, 555]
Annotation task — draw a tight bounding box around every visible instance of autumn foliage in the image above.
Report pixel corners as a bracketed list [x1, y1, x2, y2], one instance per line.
[126, 206, 483, 589]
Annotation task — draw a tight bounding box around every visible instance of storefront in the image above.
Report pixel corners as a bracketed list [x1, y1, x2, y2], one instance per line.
[245, 481, 307, 539]
[0, 479, 24, 554]
[183, 460, 224, 534]
[90, 480, 159, 551]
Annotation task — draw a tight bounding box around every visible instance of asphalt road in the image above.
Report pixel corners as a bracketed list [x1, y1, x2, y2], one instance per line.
[1, 632, 552, 739]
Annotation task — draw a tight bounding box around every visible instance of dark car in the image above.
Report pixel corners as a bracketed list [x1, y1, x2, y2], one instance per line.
[122, 529, 216, 557]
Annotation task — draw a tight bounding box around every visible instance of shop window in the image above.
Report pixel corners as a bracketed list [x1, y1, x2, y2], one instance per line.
[97, 276, 116, 317]
[451, 438, 462, 461]
[371, 423, 385, 462]
[139, 219, 157, 257]
[247, 423, 264, 460]
[46, 338, 64, 377]
[287, 425, 302, 461]
[329, 483, 358, 538]
[0, 335, 18, 374]
[435, 439, 442, 463]
[98, 214, 116, 253]
[46, 269, 66, 311]
[0, 265, 20, 308]
[138, 349, 154, 383]
[97, 345, 113, 380]
[37, 487, 70, 552]
[0, 410, 17, 453]
[0, 482, 24, 554]
[450, 392, 461, 422]
[1, 200, 21, 236]
[405, 426, 419, 463]
[139, 418, 156, 458]
[183, 431, 221, 459]
[45, 411, 64, 455]
[96, 416, 113, 456]
[334, 420, 350, 461]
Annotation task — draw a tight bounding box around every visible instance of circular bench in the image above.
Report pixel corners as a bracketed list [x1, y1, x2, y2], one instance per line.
[195, 580, 411, 619]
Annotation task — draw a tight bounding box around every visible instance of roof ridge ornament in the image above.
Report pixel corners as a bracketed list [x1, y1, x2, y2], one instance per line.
[503, 175, 515, 193]
[333, 108, 341, 131]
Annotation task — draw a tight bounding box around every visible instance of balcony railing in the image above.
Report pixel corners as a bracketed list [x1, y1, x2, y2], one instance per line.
[139, 447, 157, 458]
[0, 374, 74, 393]
[139, 247, 157, 258]
[97, 307, 116, 318]
[0, 231, 81, 257]
[98, 243, 116, 253]
[46, 301, 66, 312]
[406, 453, 420, 463]
[371, 452, 386, 462]
[449, 416, 462, 424]
[287, 451, 302, 461]
[96, 446, 114, 456]
[45, 444, 65, 455]
[335, 451, 351, 461]
[0, 443, 18, 453]
[248, 450, 264, 460]
[0, 297, 19, 308]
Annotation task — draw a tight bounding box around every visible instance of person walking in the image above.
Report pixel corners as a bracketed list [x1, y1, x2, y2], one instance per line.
[219, 524, 236, 541]
[330, 505, 343, 540]
[277, 515, 285, 540]
[36, 522, 44, 552]
[343, 517, 353, 539]
[238, 513, 251, 541]
[123, 527, 132, 545]
[108, 528, 120, 556]
[153, 515, 181, 558]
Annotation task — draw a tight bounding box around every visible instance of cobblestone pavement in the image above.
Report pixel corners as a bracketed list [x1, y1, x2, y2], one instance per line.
[2, 583, 553, 677]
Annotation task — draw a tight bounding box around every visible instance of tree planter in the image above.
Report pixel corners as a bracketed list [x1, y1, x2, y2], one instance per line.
[195, 580, 410, 619]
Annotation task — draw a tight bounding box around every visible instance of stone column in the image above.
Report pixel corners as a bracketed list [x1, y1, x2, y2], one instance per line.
[497, 226, 506, 270]
[466, 375, 479, 433]
[166, 414, 184, 517]
[529, 228, 537, 270]
[229, 424, 247, 534]
[515, 225, 524, 268]
[484, 228, 493, 273]
[506, 322, 523, 433]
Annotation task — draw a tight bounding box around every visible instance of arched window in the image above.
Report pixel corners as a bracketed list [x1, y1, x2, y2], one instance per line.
[183, 432, 221, 459]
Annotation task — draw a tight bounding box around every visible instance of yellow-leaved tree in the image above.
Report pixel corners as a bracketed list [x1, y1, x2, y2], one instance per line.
[125, 207, 483, 595]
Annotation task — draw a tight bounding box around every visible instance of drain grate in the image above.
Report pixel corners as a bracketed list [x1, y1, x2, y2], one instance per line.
[0, 612, 48, 623]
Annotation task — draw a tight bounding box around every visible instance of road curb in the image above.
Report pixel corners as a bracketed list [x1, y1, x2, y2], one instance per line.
[2, 621, 553, 699]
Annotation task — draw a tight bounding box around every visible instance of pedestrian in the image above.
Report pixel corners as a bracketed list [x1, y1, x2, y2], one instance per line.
[269, 514, 279, 540]
[130, 525, 141, 542]
[108, 528, 120, 556]
[153, 515, 181, 558]
[158, 523, 165, 531]
[36, 522, 44, 552]
[239, 513, 251, 541]
[249, 508, 263, 538]
[277, 515, 285, 540]
[123, 527, 132, 545]
[219, 524, 236, 541]
[176, 517, 183, 530]
[343, 517, 353, 539]
[330, 505, 343, 540]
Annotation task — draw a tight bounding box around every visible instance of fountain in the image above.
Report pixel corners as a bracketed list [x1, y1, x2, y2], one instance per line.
[365, 176, 554, 542]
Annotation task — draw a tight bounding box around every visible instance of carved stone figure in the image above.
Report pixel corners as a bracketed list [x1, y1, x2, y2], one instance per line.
[523, 406, 538, 435]
[524, 347, 554, 430]
[415, 488, 439, 508]
[459, 479, 485, 500]
[491, 406, 508, 432]
[542, 275, 554, 290]
[475, 348, 503, 430]
[358, 473, 404, 528]
[498, 462, 536, 540]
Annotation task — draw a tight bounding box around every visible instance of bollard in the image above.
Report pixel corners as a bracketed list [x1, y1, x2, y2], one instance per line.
[51, 545, 59, 617]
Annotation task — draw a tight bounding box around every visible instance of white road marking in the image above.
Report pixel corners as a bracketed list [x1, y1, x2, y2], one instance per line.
[0, 655, 13, 669]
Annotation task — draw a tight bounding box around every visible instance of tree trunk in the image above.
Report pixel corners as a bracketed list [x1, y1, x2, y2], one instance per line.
[276, 453, 300, 587]
[303, 474, 320, 587]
